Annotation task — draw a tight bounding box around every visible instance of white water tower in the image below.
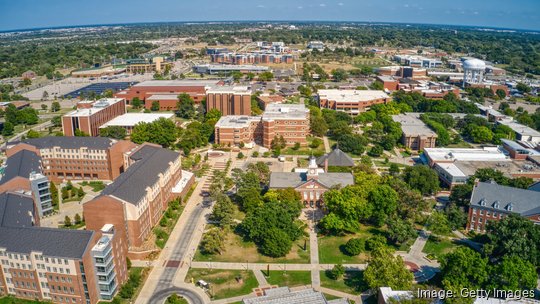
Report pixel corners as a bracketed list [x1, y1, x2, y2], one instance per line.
[463, 58, 486, 86]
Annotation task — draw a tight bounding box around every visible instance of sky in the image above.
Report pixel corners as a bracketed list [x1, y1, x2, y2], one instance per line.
[0, 0, 539, 32]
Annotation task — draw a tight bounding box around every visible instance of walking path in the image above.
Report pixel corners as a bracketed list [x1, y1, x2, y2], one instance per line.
[397, 229, 440, 283]
[309, 222, 321, 288]
[323, 136, 331, 153]
[253, 269, 269, 287]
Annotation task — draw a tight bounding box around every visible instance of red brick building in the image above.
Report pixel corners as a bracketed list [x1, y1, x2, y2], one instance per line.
[62, 98, 126, 137]
[6, 137, 137, 183]
[206, 86, 252, 116]
[318, 90, 390, 115]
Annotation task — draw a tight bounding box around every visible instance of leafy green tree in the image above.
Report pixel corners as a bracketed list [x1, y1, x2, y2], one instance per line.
[427, 211, 451, 236]
[131, 118, 178, 148]
[205, 108, 222, 122]
[64, 216, 72, 227]
[331, 69, 348, 82]
[470, 125, 493, 143]
[99, 126, 127, 139]
[131, 97, 143, 109]
[310, 116, 328, 137]
[516, 82, 531, 93]
[484, 214, 540, 266]
[260, 228, 293, 257]
[368, 145, 383, 157]
[258, 71, 274, 81]
[364, 246, 413, 290]
[440, 247, 489, 291]
[368, 185, 398, 226]
[210, 194, 235, 228]
[496, 89, 507, 100]
[365, 235, 387, 251]
[343, 238, 364, 256]
[51, 115, 62, 127]
[386, 218, 416, 245]
[445, 206, 467, 231]
[150, 101, 160, 111]
[51, 101, 61, 112]
[328, 264, 345, 280]
[200, 229, 225, 255]
[74, 129, 89, 137]
[74, 213, 82, 225]
[1, 121, 14, 136]
[488, 256, 538, 291]
[402, 165, 440, 195]
[388, 163, 400, 176]
[449, 184, 472, 207]
[176, 93, 196, 118]
[26, 129, 40, 138]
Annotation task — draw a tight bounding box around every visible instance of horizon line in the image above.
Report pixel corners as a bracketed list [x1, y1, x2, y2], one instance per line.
[1, 20, 539, 34]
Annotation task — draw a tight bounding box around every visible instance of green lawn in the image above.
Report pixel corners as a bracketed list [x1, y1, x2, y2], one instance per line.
[266, 270, 311, 287]
[195, 230, 310, 264]
[0, 297, 51, 304]
[185, 269, 258, 300]
[318, 225, 386, 264]
[320, 270, 367, 294]
[422, 236, 460, 260]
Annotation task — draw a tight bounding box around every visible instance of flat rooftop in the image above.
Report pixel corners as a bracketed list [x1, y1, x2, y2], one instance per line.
[499, 120, 540, 138]
[392, 113, 437, 137]
[64, 98, 124, 117]
[100, 113, 174, 128]
[206, 86, 251, 95]
[215, 115, 262, 128]
[424, 147, 509, 162]
[263, 103, 309, 120]
[146, 94, 181, 101]
[201, 64, 270, 71]
[133, 80, 221, 87]
[455, 159, 540, 178]
[318, 89, 389, 103]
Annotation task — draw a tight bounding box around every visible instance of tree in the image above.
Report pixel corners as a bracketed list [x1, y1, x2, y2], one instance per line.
[258, 71, 274, 81]
[331, 69, 348, 82]
[449, 184, 472, 207]
[210, 194, 235, 228]
[368, 145, 383, 157]
[74, 129, 89, 137]
[484, 214, 540, 266]
[365, 235, 387, 251]
[237, 152, 244, 159]
[488, 256, 537, 291]
[328, 264, 345, 280]
[176, 93, 196, 118]
[310, 116, 328, 137]
[516, 82, 531, 94]
[388, 163, 400, 176]
[200, 229, 225, 255]
[445, 206, 467, 230]
[51, 115, 62, 127]
[77, 187, 85, 198]
[131, 118, 178, 148]
[1, 121, 14, 136]
[41, 104, 48, 111]
[25, 129, 40, 138]
[364, 246, 413, 290]
[260, 228, 293, 257]
[205, 108, 222, 122]
[440, 247, 489, 291]
[343, 238, 364, 256]
[74, 213, 82, 225]
[426, 211, 451, 236]
[131, 97, 143, 109]
[99, 126, 127, 139]
[150, 101, 160, 111]
[386, 218, 416, 244]
[469, 125, 493, 143]
[368, 185, 398, 226]
[51, 101, 61, 112]
[402, 165, 440, 195]
[64, 216, 72, 227]
[496, 89, 507, 100]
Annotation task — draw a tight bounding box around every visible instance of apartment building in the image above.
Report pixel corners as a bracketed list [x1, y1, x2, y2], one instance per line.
[214, 103, 310, 148]
[6, 137, 137, 183]
[84, 144, 195, 252]
[466, 181, 540, 232]
[0, 193, 127, 304]
[62, 98, 126, 137]
[318, 90, 390, 115]
[206, 86, 252, 116]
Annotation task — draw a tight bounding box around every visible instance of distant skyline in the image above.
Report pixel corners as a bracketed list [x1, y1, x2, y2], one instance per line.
[0, 0, 539, 32]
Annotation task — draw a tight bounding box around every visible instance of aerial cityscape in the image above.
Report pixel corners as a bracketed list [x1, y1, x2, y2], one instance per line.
[0, 1, 539, 304]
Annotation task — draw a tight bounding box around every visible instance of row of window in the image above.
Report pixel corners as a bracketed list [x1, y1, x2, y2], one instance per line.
[472, 208, 506, 219]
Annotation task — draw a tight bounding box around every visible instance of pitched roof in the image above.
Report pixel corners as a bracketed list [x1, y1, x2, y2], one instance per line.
[0, 226, 94, 259]
[528, 181, 540, 192]
[0, 150, 41, 184]
[0, 192, 35, 228]
[22, 136, 116, 150]
[470, 182, 540, 216]
[100, 145, 180, 204]
[316, 148, 355, 167]
[269, 172, 354, 189]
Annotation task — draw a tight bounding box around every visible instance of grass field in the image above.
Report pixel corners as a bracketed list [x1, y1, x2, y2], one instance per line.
[265, 270, 311, 287]
[320, 270, 367, 294]
[185, 269, 258, 300]
[422, 236, 460, 260]
[195, 230, 311, 264]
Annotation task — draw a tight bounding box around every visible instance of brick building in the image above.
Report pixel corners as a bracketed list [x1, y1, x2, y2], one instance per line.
[62, 98, 126, 137]
[466, 181, 540, 232]
[214, 103, 310, 148]
[114, 80, 222, 108]
[0, 192, 128, 303]
[317, 90, 390, 115]
[206, 86, 252, 116]
[6, 137, 137, 183]
[392, 113, 438, 151]
[84, 144, 195, 252]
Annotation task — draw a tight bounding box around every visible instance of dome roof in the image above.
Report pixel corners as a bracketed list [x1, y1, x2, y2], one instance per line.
[463, 58, 486, 70]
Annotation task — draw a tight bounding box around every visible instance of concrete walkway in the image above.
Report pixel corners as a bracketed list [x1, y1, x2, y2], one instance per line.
[190, 261, 365, 271]
[253, 269, 269, 287]
[309, 224, 321, 288]
[397, 229, 440, 283]
[323, 136, 331, 153]
[316, 286, 362, 304]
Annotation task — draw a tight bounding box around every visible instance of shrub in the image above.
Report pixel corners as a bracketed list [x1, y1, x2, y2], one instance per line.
[328, 264, 345, 280]
[343, 238, 365, 256]
[365, 235, 387, 251]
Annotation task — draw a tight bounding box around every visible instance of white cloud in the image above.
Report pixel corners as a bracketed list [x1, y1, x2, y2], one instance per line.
[297, 6, 303, 9]
[256, 4, 265, 8]
[338, 2, 344, 6]
[404, 4, 409, 7]
[473, 11, 479, 15]
[319, 3, 326, 7]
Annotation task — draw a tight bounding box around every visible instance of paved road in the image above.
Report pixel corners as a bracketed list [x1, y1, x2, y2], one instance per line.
[147, 204, 207, 304]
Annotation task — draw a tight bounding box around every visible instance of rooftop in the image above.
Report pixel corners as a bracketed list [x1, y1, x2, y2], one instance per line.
[100, 113, 174, 128]
[269, 172, 354, 189]
[0, 149, 41, 184]
[243, 287, 346, 304]
[423, 147, 508, 163]
[146, 94, 181, 101]
[215, 115, 262, 128]
[318, 89, 389, 103]
[499, 120, 540, 139]
[0, 226, 94, 259]
[470, 182, 540, 216]
[392, 113, 438, 137]
[454, 159, 540, 178]
[133, 80, 221, 87]
[21, 136, 116, 150]
[0, 192, 35, 228]
[100, 144, 180, 204]
[316, 148, 355, 167]
[263, 103, 309, 120]
[64, 98, 124, 117]
[206, 86, 252, 95]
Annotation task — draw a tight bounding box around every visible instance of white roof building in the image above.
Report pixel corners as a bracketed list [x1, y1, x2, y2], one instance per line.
[100, 113, 174, 128]
[318, 90, 389, 103]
